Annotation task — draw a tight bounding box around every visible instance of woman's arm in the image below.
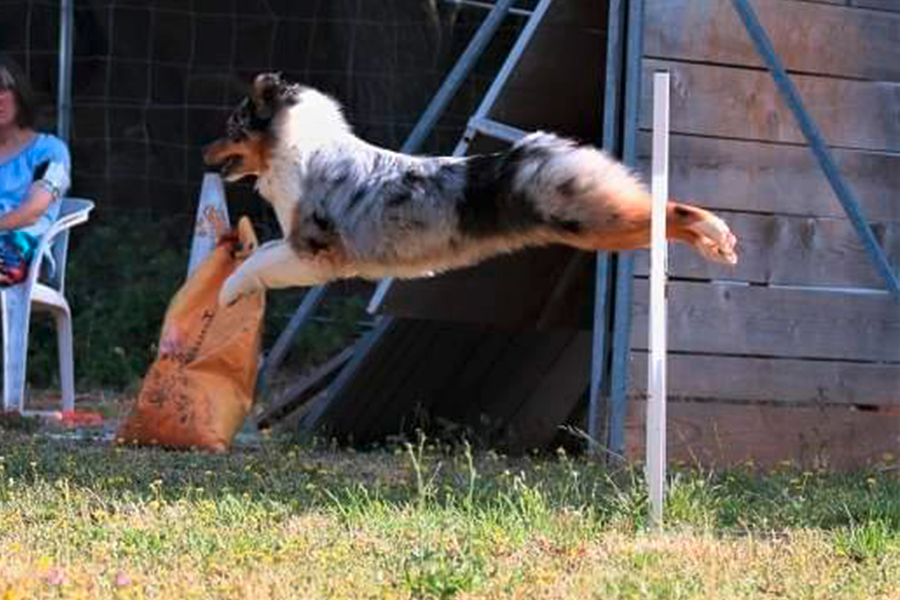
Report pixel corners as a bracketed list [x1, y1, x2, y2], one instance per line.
[0, 183, 55, 231]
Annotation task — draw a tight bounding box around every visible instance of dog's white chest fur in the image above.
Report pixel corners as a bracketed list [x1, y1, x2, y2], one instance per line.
[257, 155, 303, 235]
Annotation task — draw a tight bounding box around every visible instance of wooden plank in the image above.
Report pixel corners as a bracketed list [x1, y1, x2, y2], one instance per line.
[630, 280, 900, 362]
[645, 0, 900, 81]
[853, 0, 900, 12]
[640, 59, 900, 152]
[629, 352, 900, 406]
[434, 328, 516, 426]
[364, 324, 484, 441]
[351, 320, 445, 440]
[635, 134, 900, 222]
[536, 254, 592, 330]
[312, 319, 420, 435]
[379, 246, 592, 328]
[633, 212, 900, 288]
[256, 345, 355, 429]
[505, 332, 592, 451]
[278, 389, 329, 433]
[473, 329, 576, 436]
[625, 399, 900, 471]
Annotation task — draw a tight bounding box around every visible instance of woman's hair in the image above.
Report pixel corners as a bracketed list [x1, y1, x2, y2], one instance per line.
[0, 54, 37, 128]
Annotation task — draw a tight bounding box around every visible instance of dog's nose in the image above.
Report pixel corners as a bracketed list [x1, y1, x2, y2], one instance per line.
[202, 142, 220, 165]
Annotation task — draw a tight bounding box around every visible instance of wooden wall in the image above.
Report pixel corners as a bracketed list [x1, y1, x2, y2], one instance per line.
[626, 0, 900, 469]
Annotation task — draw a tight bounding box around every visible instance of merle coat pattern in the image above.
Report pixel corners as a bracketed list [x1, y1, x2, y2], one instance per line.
[204, 73, 737, 305]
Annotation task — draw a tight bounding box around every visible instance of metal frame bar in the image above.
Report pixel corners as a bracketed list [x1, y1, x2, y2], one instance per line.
[266, 3, 520, 394]
[588, 0, 627, 451]
[606, 0, 645, 459]
[299, 316, 396, 433]
[402, 0, 517, 154]
[318, 0, 561, 440]
[57, 0, 74, 142]
[731, 0, 900, 303]
[442, 0, 534, 18]
[257, 285, 329, 393]
[454, 0, 556, 155]
[369, 0, 556, 315]
[467, 117, 527, 143]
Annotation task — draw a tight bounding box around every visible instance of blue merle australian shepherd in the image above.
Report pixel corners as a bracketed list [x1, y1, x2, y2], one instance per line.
[204, 73, 737, 306]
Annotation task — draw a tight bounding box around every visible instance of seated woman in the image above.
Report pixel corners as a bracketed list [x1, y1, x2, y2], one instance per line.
[0, 54, 71, 286]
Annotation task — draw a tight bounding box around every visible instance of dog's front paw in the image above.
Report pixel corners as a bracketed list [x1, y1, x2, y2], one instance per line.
[219, 272, 259, 307]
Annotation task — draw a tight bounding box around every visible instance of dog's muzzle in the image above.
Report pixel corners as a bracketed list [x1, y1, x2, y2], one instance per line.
[202, 140, 228, 167]
[202, 139, 241, 176]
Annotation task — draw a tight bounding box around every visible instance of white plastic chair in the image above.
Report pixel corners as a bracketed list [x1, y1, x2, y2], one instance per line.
[1, 198, 94, 415]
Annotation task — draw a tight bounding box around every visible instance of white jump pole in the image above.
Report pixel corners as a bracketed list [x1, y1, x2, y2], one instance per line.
[647, 70, 670, 527]
[188, 173, 231, 276]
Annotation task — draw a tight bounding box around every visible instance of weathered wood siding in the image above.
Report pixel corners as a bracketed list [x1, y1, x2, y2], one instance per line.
[627, 0, 900, 468]
[308, 318, 591, 452]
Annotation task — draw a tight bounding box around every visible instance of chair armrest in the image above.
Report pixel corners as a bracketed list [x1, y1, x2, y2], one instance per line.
[28, 198, 94, 295]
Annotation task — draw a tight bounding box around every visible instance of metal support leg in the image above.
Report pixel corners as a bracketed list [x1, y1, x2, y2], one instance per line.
[257, 285, 329, 393]
[371, 0, 556, 315]
[607, 0, 646, 460]
[402, 0, 517, 154]
[588, 0, 627, 451]
[731, 0, 900, 302]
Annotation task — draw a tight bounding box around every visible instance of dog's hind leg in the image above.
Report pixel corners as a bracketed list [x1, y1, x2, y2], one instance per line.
[561, 195, 737, 265]
[219, 240, 337, 306]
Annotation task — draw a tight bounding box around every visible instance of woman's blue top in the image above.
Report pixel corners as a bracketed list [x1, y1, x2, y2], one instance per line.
[0, 133, 71, 239]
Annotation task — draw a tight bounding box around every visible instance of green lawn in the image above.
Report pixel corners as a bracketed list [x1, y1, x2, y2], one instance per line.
[0, 431, 897, 599]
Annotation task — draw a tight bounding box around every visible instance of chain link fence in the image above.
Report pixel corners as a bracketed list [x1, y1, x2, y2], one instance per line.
[2, 0, 530, 217]
[0, 0, 531, 389]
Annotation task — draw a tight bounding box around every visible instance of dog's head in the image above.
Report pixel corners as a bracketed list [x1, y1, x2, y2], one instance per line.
[203, 73, 303, 182]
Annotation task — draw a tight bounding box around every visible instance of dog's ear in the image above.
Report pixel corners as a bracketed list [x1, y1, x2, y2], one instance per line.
[250, 72, 283, 120]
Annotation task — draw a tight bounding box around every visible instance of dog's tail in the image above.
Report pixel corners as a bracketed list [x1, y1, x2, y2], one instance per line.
[510, 132, 737, 264]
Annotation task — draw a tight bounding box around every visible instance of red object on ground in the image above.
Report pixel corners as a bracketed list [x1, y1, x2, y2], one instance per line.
[59, 410, 104, 427]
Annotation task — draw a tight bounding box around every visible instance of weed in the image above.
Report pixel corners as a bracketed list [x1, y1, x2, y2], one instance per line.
[666, 470, 724, 529]
[402, 546, 488, 599]
[834, 518, 892, 563]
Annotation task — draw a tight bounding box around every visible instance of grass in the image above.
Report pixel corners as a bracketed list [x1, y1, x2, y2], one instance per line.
[0, 431, 897, 600]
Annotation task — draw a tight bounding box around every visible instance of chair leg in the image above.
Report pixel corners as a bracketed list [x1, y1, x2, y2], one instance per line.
[1, 287, 32, 413]
[54, 307, 75, 412]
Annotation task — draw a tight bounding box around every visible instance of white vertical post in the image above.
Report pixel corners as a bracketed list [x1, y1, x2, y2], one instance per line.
[188, 173, 231, 276]
[647, 70, 670, 527]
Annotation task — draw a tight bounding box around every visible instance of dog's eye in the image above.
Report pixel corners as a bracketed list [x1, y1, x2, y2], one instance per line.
[227, 116, 248, 140]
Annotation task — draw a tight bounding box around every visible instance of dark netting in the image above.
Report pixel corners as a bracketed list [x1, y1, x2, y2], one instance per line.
[0, 0, 535, 390]
[0, 0, 533, 219]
